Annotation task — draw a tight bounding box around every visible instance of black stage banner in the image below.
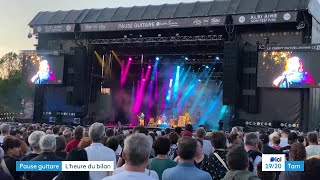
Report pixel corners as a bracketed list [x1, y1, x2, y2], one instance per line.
[81, 16, 226, 32]
[261, 44, 320, 51]
[33, 24, 75, 33]
[233, 11, 298, 25]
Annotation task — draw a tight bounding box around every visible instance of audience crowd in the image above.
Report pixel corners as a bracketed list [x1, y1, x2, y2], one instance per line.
[0, 122, 319, 180]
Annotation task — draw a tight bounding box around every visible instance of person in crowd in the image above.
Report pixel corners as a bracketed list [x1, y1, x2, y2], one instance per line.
[165, 128, 171, 135]
[227, 133, 242, 149]
[55, 136, 67, 159]
[19, 141, 28, 158]
[163, 137, 212, 180]
[201, 131, 228, 180]
[280, 132, 298, 160]
[77, 137, 92, 149]
[222, 146, 260, 180]
[104, 137, 120, 161]
[22, 131, 45, 180]
[104, 133, 156, 180]
[65, 126, 84, 152]
[270, 133, 281, 150]
[257, 130, 266, 136]
[62, 129, 72, 143]
[279, 142, 306, 180]
[1, 136, 23, 180]
[257, 162, 276, 180]
[147, 136, 177, 179]
[85, 123, 116, 180]
[280, 129, 290, 147]
[117, 126, 150, 167]
[23, 131, 45, 161]
[301, 158, 320, 179]
[297, 135, 304, 144]
[29, 134, 63, 180]
[194, 138, 207, 169]
[52, 126, 60, 137]
[167, 132, 179, 160]
[244, 132, 262, 174]
[174, 127, 182, 136]
[46, 129, 53, 134]
[54, 148, 89, 180]
[0, 157, 13, 180]
[196, 128, 212, 156]
[305, 132, 320, 158]
[0, 123, 10, 144]
[182, 124, 193, 137]
[259, 134, 281, 154]
[106, 128, 114, 138]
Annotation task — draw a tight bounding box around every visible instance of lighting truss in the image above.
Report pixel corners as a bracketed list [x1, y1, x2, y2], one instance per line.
[90, 35, 224, 45]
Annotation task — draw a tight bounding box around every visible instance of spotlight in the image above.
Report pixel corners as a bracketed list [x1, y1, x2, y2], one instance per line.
[124, 35, 128, 38]
[177, 66, 180, 69]
[158, 34, 161, 37]
[185, 57, 188, 60]
[206, 66, 209, 69]
[143, 79, 146, 81]
[139, 35, 143, 37]
[215, 56, 220, 60]
[198, 79, 201, 82]
[148, 65, 151, 69]
[176, 33, 179, 36]
[129, 58, 132, 61]
[156, 57, 160, 61]
[296, 21, 306, 30]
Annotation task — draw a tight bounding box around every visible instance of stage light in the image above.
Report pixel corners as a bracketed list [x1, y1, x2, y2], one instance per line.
[206, 66, 209, 69]
[148, 65, 151, 69]
[124, 35, 128, 38]
[143, 79, 146, 81]
[156, 57, 160, 61]
[129, 58, 132, 61]
[185, 57, 189, 60]
[215, 56, 220, 60]
[158, 34, 161, 37]
[176, 33, 179, 36]
[198, 79, 201, 82]
[177, 66, 180, 69]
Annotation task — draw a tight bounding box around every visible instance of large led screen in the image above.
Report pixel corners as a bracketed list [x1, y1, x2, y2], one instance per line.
[27, 55, 64, 85]
[257, 50, 320, 88]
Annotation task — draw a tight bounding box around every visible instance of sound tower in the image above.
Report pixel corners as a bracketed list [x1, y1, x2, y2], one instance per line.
[223, 42, 241, 105]
[241, 45, 259, 113]
[65, 47, 88, 106]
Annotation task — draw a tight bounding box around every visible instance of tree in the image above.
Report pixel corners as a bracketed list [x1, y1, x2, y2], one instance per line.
[0, 52, 21, 79]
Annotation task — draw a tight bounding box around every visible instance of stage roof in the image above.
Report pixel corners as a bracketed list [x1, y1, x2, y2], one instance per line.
[29, 0, 313, 33]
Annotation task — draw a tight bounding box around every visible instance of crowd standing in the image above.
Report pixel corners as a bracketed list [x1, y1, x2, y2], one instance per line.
[0, 122, 319, 180]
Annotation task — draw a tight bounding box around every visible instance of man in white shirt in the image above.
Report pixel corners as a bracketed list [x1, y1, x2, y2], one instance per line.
[85, 123, 116, 180]
[0, 123, 10, 144]
[305, 132, 320, 158]
[196, 128, 212, 156]
[103, 133, 156, 180]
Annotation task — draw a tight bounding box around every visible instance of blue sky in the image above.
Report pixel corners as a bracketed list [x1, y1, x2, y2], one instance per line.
[0, 0, 209, 57]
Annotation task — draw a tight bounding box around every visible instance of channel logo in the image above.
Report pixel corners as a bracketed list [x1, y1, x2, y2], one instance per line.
[262, 154, 285, 172]
[270, 157, 282, 162]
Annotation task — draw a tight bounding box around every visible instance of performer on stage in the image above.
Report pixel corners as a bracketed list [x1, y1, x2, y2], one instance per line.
[185, 111, 190, 125]
[137, 112, 145, 126]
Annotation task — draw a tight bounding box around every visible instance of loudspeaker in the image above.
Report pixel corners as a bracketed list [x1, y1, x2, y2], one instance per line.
[65, 47, 88, 106]
[241, 47, 259, 113]
[223, 42, 240, 105]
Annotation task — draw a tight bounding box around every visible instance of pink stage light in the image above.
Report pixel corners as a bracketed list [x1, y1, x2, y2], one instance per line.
[129, 58, 132, 61]
[148, 65, 151, 69]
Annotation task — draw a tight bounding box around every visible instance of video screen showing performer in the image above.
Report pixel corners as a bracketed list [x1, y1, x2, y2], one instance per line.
[31, 60, 56, 84]
[24, 55, 64, 85]
[272, 56, 314, 88]
[257, 50, 320, 88]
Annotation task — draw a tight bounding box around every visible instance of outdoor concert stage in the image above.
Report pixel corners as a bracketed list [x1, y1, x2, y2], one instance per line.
[23, 0, 320, 131]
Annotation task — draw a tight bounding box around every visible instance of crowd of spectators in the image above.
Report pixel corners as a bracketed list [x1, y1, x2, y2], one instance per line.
[0, 122, 319, 180]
